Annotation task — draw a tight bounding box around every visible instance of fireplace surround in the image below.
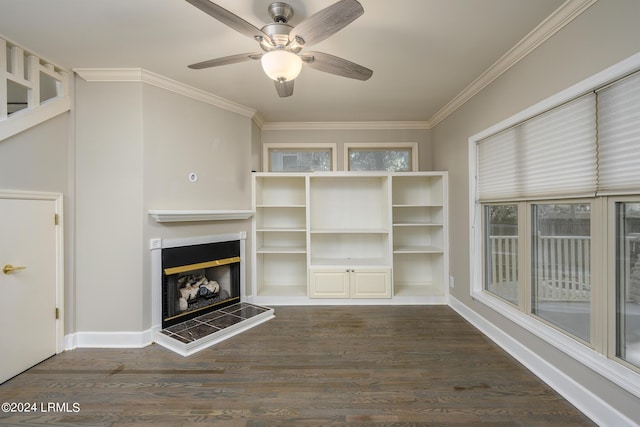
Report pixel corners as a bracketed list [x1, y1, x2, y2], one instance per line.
[150, 232, 274, 356]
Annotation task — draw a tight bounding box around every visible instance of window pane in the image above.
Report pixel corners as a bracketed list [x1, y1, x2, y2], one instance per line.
[532, 203, 591, 342]
[615, 202, 640, 369]
[270, 150, 331, 172]
[349, 148, 411, 171]
[484, 205, 518, 304]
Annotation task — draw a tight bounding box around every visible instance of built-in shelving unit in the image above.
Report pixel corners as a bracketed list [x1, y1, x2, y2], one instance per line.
[391, 173, 447, 300]
[308, 175, 392, 299]
[253, 175, 308, 299]
[250, 172, 448, 305]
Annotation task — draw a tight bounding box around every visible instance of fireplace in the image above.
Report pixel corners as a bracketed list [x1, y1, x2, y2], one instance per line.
[150, 232, 274, 356]
[161, 240, 240, 329]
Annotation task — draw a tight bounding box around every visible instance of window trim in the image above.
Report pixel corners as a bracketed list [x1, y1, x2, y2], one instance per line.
[343, 142, 418, 171]
[481, 202, 522, 308]
[607, 195, 640, 373]
[263, 142, 337, 172]
[469, 52, 640, 399]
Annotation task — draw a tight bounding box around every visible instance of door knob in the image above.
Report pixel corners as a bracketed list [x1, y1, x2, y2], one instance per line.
[2, 264, 27, 275]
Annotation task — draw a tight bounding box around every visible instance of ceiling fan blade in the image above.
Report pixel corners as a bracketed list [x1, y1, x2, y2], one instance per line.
[185, 0, 272, 44]
[289, 0, 364, 47]
[188, 53, 262, 69]
[274, 79, 294, 97]
[301, 52, 372, 81]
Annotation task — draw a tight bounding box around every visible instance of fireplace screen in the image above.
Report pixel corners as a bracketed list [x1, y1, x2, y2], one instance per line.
[162, 241, 240, 328]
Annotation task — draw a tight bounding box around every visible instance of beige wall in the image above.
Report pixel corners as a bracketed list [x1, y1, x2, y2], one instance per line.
[0, 114, 69, 191]
[431, 0, 640, 420]
[0, 112, 73, 333]
[75, 79, 145, 332]
[142, 84, 253, 328]
[75, 78, 253, 333]
[261, 128, 431, 171]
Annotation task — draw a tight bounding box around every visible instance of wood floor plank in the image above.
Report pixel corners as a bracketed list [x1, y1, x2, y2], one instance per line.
[0, 306, 596, 426]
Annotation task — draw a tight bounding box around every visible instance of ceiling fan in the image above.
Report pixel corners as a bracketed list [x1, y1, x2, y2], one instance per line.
[185, 0, 373, 97]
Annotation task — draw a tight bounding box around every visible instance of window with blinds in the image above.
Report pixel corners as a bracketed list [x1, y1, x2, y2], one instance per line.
[477, 94, 597, 201]
[472, 58, 640, 392]
[477, 69, 640, 201]
[597, 71, 640, 195]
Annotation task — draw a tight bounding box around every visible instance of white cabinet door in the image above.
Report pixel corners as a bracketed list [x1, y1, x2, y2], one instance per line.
[351, 269, 391, 298]
[309, 269, 350, 298]
[309, 267, 391, 299]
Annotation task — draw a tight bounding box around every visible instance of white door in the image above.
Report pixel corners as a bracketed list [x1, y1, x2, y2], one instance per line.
[0, 196, 58, 383]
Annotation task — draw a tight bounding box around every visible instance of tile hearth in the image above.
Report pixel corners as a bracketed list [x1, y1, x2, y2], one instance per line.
[155, 302, 274, 356]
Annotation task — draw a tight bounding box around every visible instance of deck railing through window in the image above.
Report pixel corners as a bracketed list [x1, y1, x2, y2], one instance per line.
[534, 235, 591, 302]
[487, 235, 592, 302]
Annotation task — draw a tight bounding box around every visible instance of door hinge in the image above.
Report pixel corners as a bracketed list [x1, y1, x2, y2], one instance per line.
[55, 307, 60, 319]
[54, 213, 59, 226]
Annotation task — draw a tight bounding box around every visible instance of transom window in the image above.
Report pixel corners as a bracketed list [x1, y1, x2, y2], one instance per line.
[263, 143, 336, 172]
[345, 143, 417, 172]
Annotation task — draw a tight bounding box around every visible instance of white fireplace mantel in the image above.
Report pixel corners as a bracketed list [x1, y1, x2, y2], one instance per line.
[148, 209, 254, 223]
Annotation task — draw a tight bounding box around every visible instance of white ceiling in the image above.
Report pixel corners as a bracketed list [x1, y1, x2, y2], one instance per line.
[0, 0, 569, 124]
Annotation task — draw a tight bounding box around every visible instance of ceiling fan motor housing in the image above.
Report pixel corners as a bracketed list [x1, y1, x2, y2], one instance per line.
[259, 3, 300, 51]
[268, 2, 294, 23]
[260, 23, 298, 51]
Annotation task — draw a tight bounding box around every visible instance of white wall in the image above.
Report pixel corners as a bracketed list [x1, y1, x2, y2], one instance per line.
[431, 0, 640, 422]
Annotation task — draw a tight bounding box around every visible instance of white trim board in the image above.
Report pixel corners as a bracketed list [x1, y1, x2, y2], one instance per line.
[65, 330, 154, 350]
[0, 96, 70, 142]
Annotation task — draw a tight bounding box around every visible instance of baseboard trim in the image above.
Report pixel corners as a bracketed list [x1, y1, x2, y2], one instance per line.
[65, 329, 154, 350]
[449, 296, 638, 427]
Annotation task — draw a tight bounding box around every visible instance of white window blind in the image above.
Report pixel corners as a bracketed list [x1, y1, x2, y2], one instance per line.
[597, 71, 640, 195]
[477, 94, 597, 201]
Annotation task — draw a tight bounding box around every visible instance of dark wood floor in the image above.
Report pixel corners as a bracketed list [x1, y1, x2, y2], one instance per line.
[0, 306, 596, 426]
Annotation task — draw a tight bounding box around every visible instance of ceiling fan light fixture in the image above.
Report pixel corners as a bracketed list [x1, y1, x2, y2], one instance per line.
[261, 50, 302, 82]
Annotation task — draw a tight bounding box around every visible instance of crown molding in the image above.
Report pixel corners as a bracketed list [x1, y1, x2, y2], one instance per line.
[252, 112, 266, 129]
[73, 68, 257, 119]
[260, 121, 431, 131]
[428, 0, 599, 128]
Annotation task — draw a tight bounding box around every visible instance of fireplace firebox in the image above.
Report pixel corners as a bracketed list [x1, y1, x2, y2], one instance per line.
[151, 232, 274, 356]
[162, 240, 240, 329]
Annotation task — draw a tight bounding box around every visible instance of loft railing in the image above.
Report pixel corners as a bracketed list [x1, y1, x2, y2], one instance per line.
[1, 36, 71, 141]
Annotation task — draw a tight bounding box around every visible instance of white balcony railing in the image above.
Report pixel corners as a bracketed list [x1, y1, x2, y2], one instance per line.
[487, 235, 592, 302]
[535, 235, 591, 302]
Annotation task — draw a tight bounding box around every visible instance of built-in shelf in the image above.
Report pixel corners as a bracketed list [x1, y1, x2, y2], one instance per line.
[251, 172, 448, 304]
[149, 209, 254, 223]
